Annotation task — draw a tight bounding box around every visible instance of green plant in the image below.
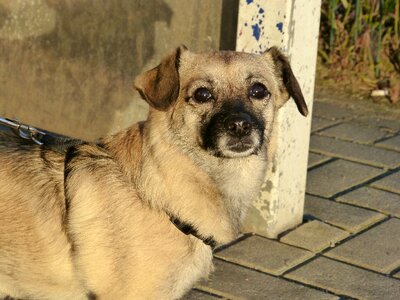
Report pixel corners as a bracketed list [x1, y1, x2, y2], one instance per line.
[318, 0, 400, 103]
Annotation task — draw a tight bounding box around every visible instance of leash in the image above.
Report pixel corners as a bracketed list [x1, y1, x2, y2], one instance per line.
[0, 116, 84, 153]
[0, 117, 45, 145]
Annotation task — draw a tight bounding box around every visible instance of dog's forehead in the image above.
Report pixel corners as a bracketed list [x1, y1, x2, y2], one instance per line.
[179, 50, 276, 83]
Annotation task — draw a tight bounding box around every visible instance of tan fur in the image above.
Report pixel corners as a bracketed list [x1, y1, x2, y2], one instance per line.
[0, 47, 306, 299]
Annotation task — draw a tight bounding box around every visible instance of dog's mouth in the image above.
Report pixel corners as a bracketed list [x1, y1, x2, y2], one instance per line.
[212, 133, 262, 158]
[226, 136, 254, 152]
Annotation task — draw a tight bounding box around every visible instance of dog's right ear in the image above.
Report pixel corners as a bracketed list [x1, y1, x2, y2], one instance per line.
[265, 47, 308, 117]
[134, 46, 187, 111]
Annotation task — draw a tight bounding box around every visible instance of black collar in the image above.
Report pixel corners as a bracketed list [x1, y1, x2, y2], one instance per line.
[169, 216, 217, 249]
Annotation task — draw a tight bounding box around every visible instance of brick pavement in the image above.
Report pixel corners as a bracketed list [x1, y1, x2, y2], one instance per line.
[184, 96, 400, 300]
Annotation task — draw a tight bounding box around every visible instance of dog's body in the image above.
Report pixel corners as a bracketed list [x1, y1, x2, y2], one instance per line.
[0, 47, 307, 299]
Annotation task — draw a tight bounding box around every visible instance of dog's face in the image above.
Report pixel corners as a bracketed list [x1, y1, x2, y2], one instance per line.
[134, 46, 307, 158]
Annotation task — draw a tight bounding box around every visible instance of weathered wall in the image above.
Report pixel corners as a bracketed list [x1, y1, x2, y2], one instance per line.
[0, 0, 226, 140]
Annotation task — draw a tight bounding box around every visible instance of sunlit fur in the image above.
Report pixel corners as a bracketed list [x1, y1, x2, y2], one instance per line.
[0, 47, 306, 299]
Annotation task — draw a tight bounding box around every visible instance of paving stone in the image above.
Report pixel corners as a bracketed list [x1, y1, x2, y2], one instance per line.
[371, 171, 400, 194]
[215, 236, 313, 275]
[306, 159, 383, 197]
[355, 116, 400, 133]
[304, 195, 386, 233]
[325, 218, 400, 274]
[310, 135, 400, 168]
[319, 122, 390, 144]
[285, 257, 400, 299]
[376, 135, 400, 152]
[280, 220, 349, 252]
[182, 289, 220, 300]
[198, 259, 337, 300]
[337, 186, 400, 217]
[308, 152, 331, 168]
[311, 116, 340, 132]
[312, 101, 354, 120]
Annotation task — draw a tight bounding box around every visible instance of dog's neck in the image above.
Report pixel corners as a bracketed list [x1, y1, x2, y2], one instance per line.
[103, 116, 267, 247]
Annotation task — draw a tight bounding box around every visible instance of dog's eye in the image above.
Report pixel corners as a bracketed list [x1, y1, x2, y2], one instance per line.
[193, 88, 213, 103]
[249, 83, 270, 100]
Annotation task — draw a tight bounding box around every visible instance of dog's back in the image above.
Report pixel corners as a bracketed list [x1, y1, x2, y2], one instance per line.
[0, 133, 86, 299]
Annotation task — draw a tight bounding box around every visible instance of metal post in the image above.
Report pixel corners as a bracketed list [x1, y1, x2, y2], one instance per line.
[236, 0, 321, 238]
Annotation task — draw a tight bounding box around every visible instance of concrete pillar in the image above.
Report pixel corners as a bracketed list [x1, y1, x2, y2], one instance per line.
[237, 0, 321, 238]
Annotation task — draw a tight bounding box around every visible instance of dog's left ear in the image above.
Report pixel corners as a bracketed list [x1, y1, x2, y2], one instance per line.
[265, 47, 308, 116]
[134, 45, 187, 111]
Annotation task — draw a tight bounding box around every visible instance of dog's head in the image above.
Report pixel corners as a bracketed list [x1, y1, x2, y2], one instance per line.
[134, 46, 307, 158]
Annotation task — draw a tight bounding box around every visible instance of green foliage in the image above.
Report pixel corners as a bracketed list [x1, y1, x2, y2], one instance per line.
[319, 0, 399, 97]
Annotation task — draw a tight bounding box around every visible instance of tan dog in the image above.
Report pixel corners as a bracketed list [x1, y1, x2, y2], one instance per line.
[0, 46, 307, 300]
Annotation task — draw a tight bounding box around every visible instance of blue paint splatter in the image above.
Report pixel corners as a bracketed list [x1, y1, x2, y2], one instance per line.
[246, 0, 253, 4]
[252, 24, 261, 41]
[259, 8, 264, 14]
[276, 22, 283, 32]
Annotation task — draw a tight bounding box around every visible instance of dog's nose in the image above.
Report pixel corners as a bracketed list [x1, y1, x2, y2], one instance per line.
[225, 114, 252, 137]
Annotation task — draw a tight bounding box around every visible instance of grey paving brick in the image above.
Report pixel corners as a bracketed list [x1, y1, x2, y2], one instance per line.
[355, 116, 400, 133]
[308, 152, 331, 168]
[182, 290, 220, 300]
[304, 195, 386, 233]
[280, 220, 349, 252]
[215, 236, 313, 276]
[337, 187, 400, 217]
[306, 159, 383, 197]
[312, 101, 354, 120]
[376, 135, 400, 152]
[310, 135, 400, 168]
[319, 122, 390, 144]
[198, 259, 337, 300]
[311, 116, 340, 132]
[285, 257, 400, 300]
[325, 218, 400, 274]
[371, 171, 400, 194]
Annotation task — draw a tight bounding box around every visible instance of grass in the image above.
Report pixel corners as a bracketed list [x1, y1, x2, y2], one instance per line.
[318, 0, 400, 103]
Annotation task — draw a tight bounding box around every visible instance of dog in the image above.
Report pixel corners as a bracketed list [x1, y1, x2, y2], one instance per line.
[0, 46, 307, 300]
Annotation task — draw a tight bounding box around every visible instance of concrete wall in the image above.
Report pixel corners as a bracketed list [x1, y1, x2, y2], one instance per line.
[0, 0, 231, 140]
